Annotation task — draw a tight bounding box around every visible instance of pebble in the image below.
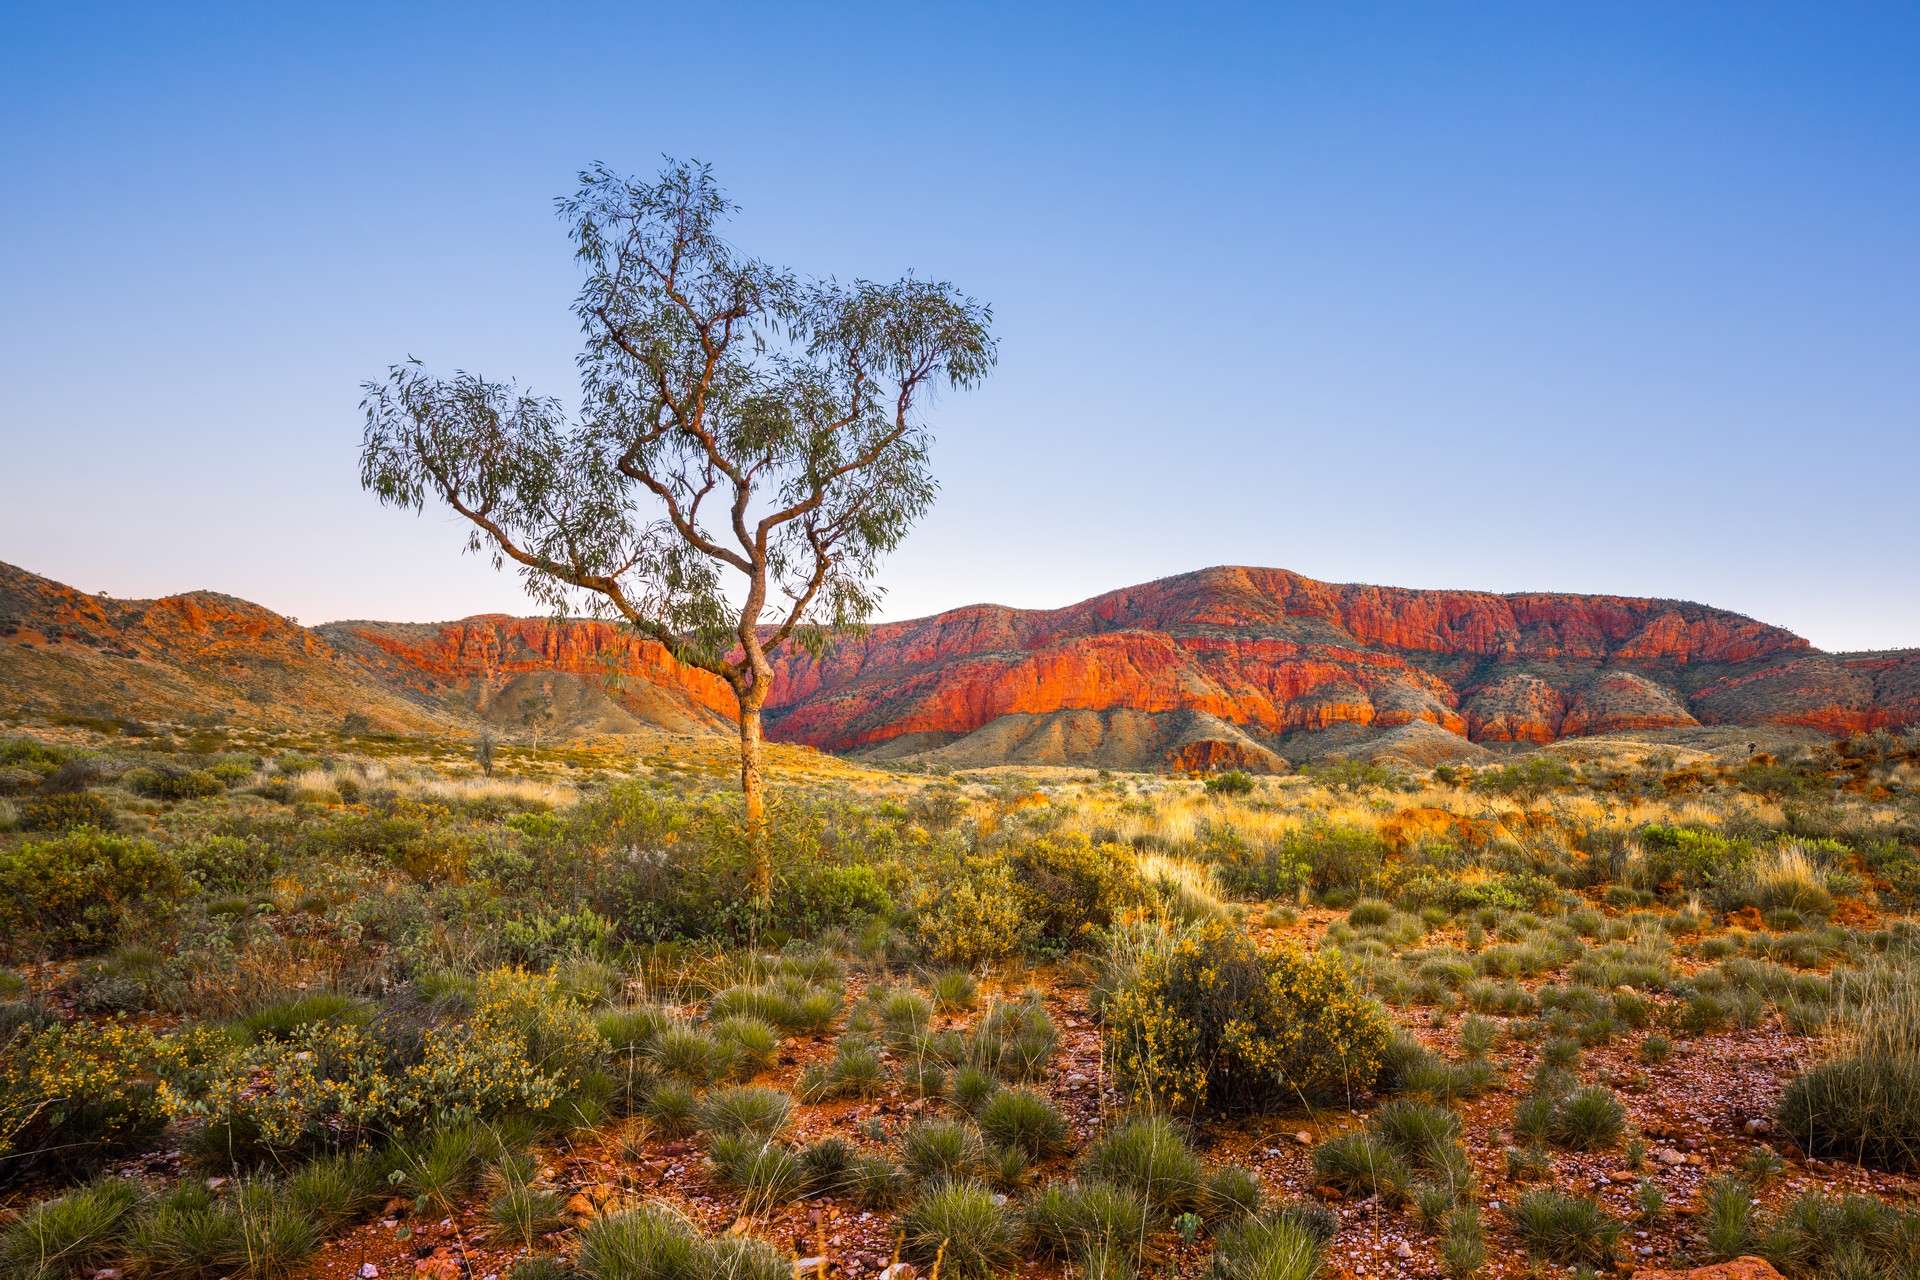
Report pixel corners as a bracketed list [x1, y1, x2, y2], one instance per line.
[360, 1267, 380, 1280]
[1295, 1131, 1313, 1145]
[1394, 1242, 1415, 1259]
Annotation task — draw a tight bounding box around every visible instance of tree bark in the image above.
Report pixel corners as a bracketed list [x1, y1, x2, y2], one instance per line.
[738, 693, 769, 906]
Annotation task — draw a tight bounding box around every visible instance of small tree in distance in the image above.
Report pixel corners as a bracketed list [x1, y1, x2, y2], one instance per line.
[360, 159, 996, 903]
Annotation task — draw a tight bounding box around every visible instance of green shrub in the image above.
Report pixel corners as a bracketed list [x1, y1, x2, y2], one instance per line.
[131, 767, 225, 802]
[796, 1136, 856, 1197]
[642, 1080, 699, 1137]
[1348, 899, 1394, 928]
[909, 858, 1036, 966]
[772, 863, 893, 937]
[1204, 769, 1256, 796]
[575, 1204, 698, 1280]
[19, 793, 117, 834]
[0, 830, 185, 954]
[1103, 919, 1392, 1112]
[284, 1150, 384, 1232]
[128, 1182, 244, 1280]
[1081, 1117, 1205, 1216]
[952, 1064, 999, 1113]
[1508, 1189, 1623, 1265]
[1008, 834, 1145, 950]
[709, 1015, 779, 1078]
[901, 1180, 1017, 1279]
[1549, 1086, 1627, 1151]
[0, 1177, 140, 1280]
[1777, 960, 1920, 1171]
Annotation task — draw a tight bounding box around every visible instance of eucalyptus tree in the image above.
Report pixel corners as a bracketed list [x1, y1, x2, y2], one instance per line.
[360, 160, 996, 902]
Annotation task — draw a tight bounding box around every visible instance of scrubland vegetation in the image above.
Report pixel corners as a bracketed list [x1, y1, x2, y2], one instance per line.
[2, 721, 1920, 1278]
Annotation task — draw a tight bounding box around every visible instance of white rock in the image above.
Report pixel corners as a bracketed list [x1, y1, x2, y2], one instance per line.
[360, 1266, 381, 1279]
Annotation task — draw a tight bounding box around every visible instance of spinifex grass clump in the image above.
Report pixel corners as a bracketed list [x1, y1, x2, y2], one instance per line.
[1081, 1116, 1206, 1216]
[1779, 958, 1920, 1171]
[902, 1180, 1017, 1279]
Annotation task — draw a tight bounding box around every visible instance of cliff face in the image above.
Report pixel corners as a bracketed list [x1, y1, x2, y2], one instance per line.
[756, 565, 1854, 762]
[3, 559, 1913, 762]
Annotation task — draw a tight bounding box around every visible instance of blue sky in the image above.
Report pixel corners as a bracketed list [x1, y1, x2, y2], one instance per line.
[1, 3, 1915, 651]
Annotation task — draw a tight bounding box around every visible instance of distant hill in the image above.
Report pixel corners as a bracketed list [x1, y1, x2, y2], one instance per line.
[2, 559, 1914, 768]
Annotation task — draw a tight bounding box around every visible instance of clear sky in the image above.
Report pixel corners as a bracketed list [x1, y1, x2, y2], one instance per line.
[2, 3, 1915, 652]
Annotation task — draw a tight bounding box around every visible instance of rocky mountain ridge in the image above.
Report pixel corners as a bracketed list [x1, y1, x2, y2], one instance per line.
[3, 559, 1914, 769]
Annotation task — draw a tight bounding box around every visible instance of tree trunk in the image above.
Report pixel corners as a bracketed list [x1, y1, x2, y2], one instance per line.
[739, 694, 770, 907]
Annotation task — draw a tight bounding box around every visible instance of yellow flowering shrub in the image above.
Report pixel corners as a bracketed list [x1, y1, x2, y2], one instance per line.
[1103, 919, 1391, 1113]
[910, 857, 1036, 966]
[408, 968, 602, 1125]
[1, 1018, 168, 1179]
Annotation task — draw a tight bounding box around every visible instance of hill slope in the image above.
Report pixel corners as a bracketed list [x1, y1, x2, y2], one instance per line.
[2, 559, 1914, 766]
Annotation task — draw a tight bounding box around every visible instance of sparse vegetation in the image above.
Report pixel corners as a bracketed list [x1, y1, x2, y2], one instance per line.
[0, 721, 1915, 1277]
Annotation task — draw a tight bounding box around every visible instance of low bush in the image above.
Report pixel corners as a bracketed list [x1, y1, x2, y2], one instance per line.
[575, 1203, 786, 1280]
[0, 830, 185, 954]
[1312, 1131, 1409, 1203]
[1103, 920, 1392, 1113]
[1204, 1165, 1263, 1221]
[1, 1019, 167, 1184]
[1777, 959, 1920, 1171]
[1008, 834, 1145, 950]
[18, 793, 118, 835]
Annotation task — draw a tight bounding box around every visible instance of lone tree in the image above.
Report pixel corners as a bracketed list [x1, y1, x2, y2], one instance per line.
[360, 160, 996, 902]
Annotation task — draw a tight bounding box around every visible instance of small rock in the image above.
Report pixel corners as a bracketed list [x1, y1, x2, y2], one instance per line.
[1628, 1257, 1786, 1280]
[205, 1177, 228, 1191]
[1607, 1171, 1638, 1184]
[1656, 1149, 1687, 1166]
[877, 1266, 917, 1280]
[361, 1267, 381, 1279]
[1744, 1118, 1772, 1135]
[1394, 1243, 1415, 1259]
[1295, 1131, 1313, 1146]
[1313, 1185, 1343, 1202]
[1685, 1153, 1706, 1166]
